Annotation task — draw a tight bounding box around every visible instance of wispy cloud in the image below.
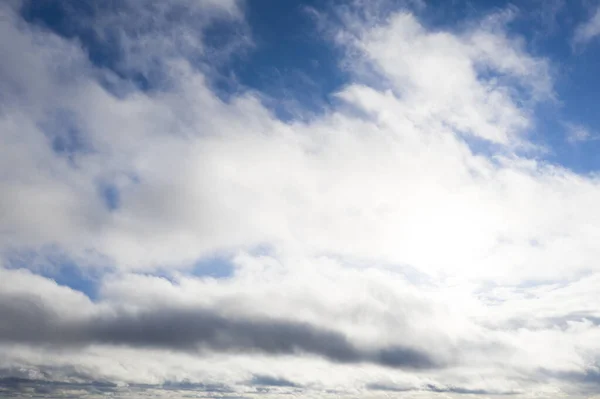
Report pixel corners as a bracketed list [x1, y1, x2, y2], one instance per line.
[573, 7, 600, 47]
[564, 122, 600, 143]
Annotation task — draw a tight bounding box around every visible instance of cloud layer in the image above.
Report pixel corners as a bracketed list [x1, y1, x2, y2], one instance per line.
[0, 273, 436, 370]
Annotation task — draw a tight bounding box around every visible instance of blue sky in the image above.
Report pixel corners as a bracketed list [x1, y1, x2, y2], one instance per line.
[5, 0, 600, 397]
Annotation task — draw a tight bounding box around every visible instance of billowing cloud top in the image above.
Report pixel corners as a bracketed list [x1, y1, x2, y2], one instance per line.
[2, 0, 600, 398]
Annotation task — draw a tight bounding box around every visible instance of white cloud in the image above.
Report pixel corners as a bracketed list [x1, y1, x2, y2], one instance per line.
[345, 11, 552, 145]
[565, 122, 600, 143]
[574, 7, 600, 46]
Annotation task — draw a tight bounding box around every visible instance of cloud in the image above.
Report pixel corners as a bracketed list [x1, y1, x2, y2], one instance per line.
[366, 381, 518, 395]
[424, 383, 518, 395]
[574, 7, 600, 46]
[0, 376, 239, 398]
[366, 382, 412, 392]
[0, 274, 438, 370]
[2, 258, 598, 396]
[249, 375, 300, 388]
[529, 0, 566, 35]
[0, 377, 118, 396]
[564, 122, 600, 143]
[335, 8, 552, 144]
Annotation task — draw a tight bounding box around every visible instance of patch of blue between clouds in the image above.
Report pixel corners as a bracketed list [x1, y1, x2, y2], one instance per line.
[210, 0, 348, 121]
[40, 109, 90, 165]
[4, 250, 105, 301]
[160, 246, 274, 281]
[97, 173, 141, 212]
[43, 262, 102, 301]
[98, 183, 120, 211]
[190, 255, 235, 279]
[148, 254, 239, 284]
[51, 128, 82, 157]
[20, 0, 152, 92]
[20, 0, 348, 121]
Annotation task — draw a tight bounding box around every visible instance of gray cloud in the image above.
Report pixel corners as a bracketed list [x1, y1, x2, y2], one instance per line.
[0, 377, 118, 396]
[0, 292, 438, 370]
[498, 312, 600, 331]
[424, 383, 518, 395]
[539, 368, 600, 394]
[0, 376, 238, 398]
[366, 382, 518, 395]
[161, 380, 233, 392]
[365, 382, 411, 392]
[249, 375, 300, 388]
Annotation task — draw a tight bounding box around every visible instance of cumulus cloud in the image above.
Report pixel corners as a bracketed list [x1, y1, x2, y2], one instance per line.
[3, 0, 600, 398]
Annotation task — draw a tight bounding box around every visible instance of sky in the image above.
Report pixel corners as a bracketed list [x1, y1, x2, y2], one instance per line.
[4, 0, 600, 398]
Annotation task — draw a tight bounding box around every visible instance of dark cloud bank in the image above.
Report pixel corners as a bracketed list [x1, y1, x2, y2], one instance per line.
[0, 292, 437, 370]
[366, 382, 519, 396]
[0, 376, 239, 398]
[0, 375, 523, 397]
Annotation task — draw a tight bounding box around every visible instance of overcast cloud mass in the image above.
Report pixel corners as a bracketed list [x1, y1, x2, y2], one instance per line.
[3, 0, 600, 397]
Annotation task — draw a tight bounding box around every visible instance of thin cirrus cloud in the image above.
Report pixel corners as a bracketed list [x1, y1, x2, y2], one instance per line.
[564, 122, 600, 143]
[3, 0, 600, 398]
[573, 7, 600, 46]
